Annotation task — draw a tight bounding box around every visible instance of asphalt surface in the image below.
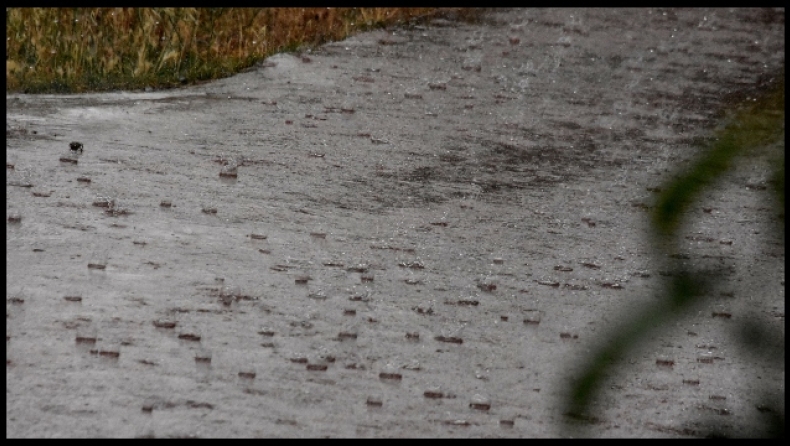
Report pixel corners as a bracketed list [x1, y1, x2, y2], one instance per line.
[6, 8, 785, 437]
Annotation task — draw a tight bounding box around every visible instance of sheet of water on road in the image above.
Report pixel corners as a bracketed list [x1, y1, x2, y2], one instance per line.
[7, 8, 784, 437]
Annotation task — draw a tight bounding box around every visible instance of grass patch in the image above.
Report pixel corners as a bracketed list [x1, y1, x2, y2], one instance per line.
[7, 8, 481, 93]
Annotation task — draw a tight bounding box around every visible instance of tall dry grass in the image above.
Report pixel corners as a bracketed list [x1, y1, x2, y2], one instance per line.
[7, 8, 466, 93]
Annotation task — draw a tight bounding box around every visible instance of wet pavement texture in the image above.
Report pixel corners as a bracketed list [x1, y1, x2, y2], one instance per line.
[6, 8, 785, 437]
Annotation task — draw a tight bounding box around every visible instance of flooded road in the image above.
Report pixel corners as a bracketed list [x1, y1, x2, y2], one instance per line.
[7, 8, 784, 437]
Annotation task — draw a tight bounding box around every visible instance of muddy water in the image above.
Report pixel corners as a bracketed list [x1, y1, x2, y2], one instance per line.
[6, 9, 784, 437]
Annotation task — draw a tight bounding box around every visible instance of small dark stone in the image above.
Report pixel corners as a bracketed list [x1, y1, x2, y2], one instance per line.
[69, 141, 83, 153]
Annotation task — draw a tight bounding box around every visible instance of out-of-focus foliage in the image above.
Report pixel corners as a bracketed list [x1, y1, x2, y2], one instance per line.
[563, 67, 784, 437]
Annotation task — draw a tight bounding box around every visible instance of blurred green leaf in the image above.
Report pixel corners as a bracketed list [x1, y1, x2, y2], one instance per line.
[563, 67, 784, 437]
